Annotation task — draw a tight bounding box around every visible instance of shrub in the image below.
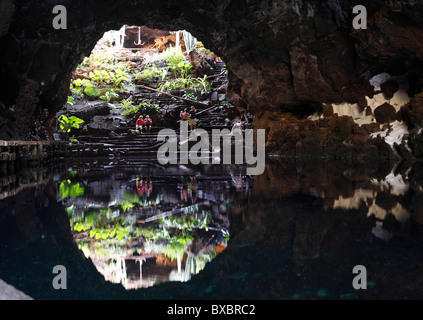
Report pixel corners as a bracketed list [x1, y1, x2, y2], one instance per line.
[158, 76, 211, 93]
[58, 115, 85, 133]
[121, 102, 161, 116]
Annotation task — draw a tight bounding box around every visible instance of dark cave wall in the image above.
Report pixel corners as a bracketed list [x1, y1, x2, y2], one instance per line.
[1, 0, 423, 140]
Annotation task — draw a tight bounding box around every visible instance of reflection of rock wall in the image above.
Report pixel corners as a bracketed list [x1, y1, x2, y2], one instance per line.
[231, 160, 423, 269]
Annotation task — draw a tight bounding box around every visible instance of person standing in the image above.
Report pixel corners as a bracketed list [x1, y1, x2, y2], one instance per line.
[231, 117, 243, 135]
[189, 106, 197, 131]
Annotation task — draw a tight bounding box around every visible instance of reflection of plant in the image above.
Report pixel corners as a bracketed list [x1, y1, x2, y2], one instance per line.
[121, 201, 135, 213]
[159, 212, 211, 231]
[59, 180, 85, 199]
[89, 224, 131, 240]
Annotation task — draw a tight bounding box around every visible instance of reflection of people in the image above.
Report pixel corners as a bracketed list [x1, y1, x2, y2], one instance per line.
[136, 178, 144, 196]
[145, 178, 152, 198]
[188, 176, 197, 204]
[136, 177, 153, 199]
[180, 177, 189, 203]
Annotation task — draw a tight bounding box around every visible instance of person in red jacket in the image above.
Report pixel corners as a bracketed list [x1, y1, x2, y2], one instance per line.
[136, 115, 144, 133]
[144, 115, 152, 132]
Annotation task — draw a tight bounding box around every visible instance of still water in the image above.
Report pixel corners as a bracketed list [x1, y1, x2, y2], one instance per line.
[1, 158, 423, 299]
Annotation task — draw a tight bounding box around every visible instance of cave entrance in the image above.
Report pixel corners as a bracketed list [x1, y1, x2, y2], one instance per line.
[60, 25, 232, 144]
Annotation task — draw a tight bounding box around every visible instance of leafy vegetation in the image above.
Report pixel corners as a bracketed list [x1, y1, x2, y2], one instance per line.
[158, 76, 211, 93]
[182, 93, 198, 101]
[135, 46, 193, 85]
[70, 50, 132, 102]
[66, 96, 76, 107]
[58, 115, 85, 133]
[121, 102, 161, 116]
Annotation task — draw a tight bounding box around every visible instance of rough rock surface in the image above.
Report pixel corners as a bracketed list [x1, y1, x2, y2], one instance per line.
[1, 0, 423, 158]
[0, 279, 32, 300]
[374, 103, 397, 124]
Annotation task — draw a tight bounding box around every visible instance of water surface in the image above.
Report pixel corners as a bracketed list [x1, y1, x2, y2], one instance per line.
[1, 158, 423, 299]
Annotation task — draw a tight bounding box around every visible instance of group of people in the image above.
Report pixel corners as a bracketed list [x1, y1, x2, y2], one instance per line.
[179, 176, 197, 205]
[135, 106, 253, 135]
[135, 106, 198, 133]
[180, 106, 198, 131]
[135, 115, 153, 133]
[231, 111, 254, 134]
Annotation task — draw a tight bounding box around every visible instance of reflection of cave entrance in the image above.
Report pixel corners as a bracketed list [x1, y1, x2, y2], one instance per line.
[66, 165, 240, 291]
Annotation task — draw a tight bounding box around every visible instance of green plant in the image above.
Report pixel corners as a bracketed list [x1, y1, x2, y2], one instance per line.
[168, 61, 192, 79]
[74, 78, 90, 87]
[58, 115, 85, 133]
[158, 76, 211, 93]
[120, 99, 134, 108]
[83, 83, 101, 98]
[89, 69, 112, 87]
[138, 102, 161, 115]
[121, 102, 161, 116]
[121, 106, 139, 116]
[66, 96, 76, 107]
[69, 135, 79, 143]
[182, 93, 198, 101]
[136, 66, 161, 82]
[70, 79, 90, 97]
[99, 89, 119, 102]
[111, 68, 129, 88]
[220, 100, 232, 107]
